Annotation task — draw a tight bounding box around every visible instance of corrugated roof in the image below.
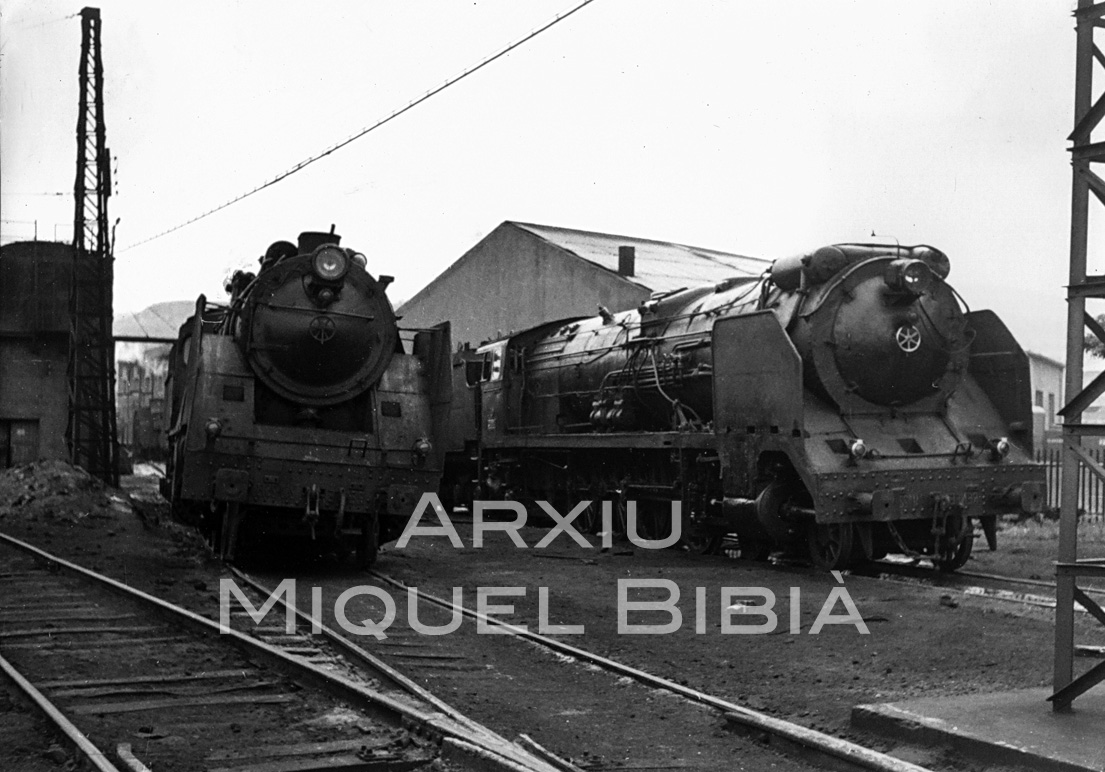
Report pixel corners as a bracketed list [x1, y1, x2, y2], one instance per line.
[511, 221, 770, 292]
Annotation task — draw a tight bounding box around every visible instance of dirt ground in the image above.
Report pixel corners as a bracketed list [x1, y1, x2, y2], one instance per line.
[0, 681, 71, 772]
[1, 462, 1102, 769]
[369, 521, 1103, 732]
[969, 517, 1105, 581]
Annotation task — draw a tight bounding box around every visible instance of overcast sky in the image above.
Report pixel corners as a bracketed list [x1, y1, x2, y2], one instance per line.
[0, 1, 1091, 360]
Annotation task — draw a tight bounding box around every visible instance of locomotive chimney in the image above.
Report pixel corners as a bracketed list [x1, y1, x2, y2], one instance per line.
[618, 245, 635, 277]
[298, 230, 341, 253]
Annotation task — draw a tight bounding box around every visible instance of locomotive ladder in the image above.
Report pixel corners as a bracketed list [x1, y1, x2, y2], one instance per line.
[1053, 0, 1105, 711]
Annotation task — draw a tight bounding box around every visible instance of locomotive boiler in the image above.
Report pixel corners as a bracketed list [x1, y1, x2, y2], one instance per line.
[453, 243, 1044, 570]
[163, 229, 451, 565]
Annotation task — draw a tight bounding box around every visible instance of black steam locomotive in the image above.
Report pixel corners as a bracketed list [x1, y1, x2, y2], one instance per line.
[163, 230, 451, 565]
[448, 243, 1044, 570]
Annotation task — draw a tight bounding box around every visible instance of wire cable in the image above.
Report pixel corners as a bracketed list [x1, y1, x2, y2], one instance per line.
[129, 311, 151, 338]
[119, 0, 599, 253]
[9, 11, 79, 29]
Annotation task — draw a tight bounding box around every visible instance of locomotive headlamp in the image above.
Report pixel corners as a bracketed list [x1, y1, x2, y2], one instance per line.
[350, 252, 367, 269]
[313, 246, 349, 281]
[204, 419, 223, 439]
[884, 258, 933, 295]
[991, 437, 1011, 461]
[849, 439, 869, 460]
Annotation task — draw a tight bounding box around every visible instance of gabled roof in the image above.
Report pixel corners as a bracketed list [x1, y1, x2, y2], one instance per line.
[1025, 350, 1064, 369]
[510, 221, 770, 293]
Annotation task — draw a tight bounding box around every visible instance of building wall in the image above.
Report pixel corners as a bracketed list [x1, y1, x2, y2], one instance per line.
[0, 338, 69, 465]
[116, 347, 170, 460]
[1027, 353, 1064, 438]
[0, 241, 73, 467]
[398, 224, 647, 347]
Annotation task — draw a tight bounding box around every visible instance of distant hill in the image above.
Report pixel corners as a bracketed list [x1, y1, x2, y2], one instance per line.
[114, 300, 195, 340]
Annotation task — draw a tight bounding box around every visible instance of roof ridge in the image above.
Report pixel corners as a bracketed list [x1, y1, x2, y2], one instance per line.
[509, 220, 766, 263]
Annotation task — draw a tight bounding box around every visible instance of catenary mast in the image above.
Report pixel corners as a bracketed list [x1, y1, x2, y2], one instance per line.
[67, 6, 119, 486]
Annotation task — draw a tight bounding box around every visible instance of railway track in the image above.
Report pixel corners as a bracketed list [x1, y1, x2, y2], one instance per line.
[719, 533, 1105, 615]
[0, 533, 563, 772]
[849, 557, 1105, 613]
[227, 566, 933, 772]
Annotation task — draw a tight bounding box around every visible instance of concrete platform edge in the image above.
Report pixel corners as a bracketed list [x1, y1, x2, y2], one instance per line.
[851, 703, 1094, 772]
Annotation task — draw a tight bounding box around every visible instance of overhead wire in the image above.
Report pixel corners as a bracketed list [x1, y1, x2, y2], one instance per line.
[0, 192, 68, 197]
[9, 11, 79, 30]
[118, 0, 599, 254]
[129, 312, 152, 338]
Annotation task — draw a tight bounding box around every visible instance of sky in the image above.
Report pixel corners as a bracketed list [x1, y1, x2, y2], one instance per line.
[0, 0, 1093, 360]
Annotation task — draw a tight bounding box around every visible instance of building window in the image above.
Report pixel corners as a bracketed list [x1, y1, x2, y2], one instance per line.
[1035, 390, 1044, 408]
[1048, 393, 1056, 427]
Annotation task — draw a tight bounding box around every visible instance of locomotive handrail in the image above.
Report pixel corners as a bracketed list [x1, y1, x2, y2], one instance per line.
[849, 451, 981, 461]
[257, 301, 375, 321]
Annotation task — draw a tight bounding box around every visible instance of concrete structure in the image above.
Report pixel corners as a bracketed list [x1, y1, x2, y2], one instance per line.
[854, 688, 1104, 772]
[397, 221, 770, 347]
[0, 241, 73, 467]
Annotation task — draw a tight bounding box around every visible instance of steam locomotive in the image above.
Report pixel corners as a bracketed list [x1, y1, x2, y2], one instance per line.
[448, 243, 1044, 570]
[163, 230, 451, 565]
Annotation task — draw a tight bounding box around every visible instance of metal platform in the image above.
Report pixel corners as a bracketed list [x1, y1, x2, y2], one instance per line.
[852, 688, 1105, 772]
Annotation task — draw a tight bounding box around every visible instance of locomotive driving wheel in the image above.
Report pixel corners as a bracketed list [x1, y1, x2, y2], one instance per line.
[807, 522, 859, 570]
[580, 490, 629, 537]
[632, 500, 674, 541]
[355, 512, 380, 569]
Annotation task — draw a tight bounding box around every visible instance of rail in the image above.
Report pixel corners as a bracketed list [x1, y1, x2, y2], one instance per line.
[365, 570, 933, 772]
[0, 531, 560, 772]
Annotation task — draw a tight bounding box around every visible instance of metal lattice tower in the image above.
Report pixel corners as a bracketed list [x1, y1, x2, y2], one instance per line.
[66, 6, 118, 486]
[1054, 0, 1105, 711]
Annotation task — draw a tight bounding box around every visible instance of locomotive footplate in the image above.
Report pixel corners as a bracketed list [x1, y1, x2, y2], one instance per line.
[812, 463, 1044, 524]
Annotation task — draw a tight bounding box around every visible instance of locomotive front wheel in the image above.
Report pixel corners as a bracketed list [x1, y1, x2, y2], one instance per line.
[577, 499, 601, 535]
[807, 522, 858, 570]
[934, 518, 974, 573]
[681, 527, 722, 555]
